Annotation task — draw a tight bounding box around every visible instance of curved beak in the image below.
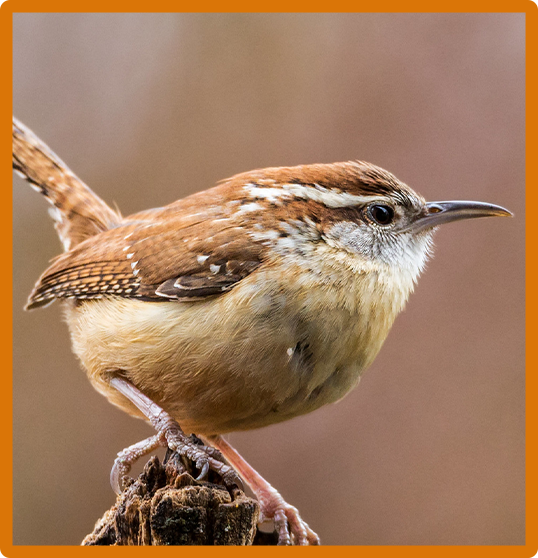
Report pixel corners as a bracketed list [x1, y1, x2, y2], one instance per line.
[411, 200, 513, 232]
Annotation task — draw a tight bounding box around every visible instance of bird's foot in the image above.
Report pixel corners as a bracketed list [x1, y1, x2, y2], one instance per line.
[162, 425, 242, 488]
[208, 434, 320, 545]
[110, 432, 167, 493]
[108, 377, 242, 491]
[259, 488, 320, 545]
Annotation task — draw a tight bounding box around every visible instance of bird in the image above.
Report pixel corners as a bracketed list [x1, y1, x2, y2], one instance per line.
[12, 116, 512, 545]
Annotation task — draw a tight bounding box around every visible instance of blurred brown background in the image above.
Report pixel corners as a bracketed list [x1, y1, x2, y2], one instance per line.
[12, 13, 524, 546]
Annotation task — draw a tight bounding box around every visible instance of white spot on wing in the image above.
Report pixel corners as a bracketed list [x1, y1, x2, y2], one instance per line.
[276, 236, 298, 251]
[250, 230, 280, 242]
[209, 264, 221, 274]
[235, 202, 263, 215]
[197, 255, 209, 264]
[48, 206, 63, 224]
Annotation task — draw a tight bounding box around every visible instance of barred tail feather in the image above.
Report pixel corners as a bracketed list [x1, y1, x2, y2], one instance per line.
[13, 117, 122, 251]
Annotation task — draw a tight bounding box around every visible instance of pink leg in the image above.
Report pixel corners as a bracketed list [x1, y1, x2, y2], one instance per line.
[109, 377, 241, 489]
[207, 435, 320, 546]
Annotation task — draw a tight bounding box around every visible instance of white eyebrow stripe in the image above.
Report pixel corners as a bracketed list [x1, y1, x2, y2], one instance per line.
[244, 182, 384, 208]
[244, 186, 285, 203]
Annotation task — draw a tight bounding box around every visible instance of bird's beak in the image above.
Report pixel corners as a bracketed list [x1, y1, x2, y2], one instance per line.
[411, 200, 513, 232]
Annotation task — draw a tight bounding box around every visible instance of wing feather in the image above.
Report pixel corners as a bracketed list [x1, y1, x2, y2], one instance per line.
[26, 191, 266, 308]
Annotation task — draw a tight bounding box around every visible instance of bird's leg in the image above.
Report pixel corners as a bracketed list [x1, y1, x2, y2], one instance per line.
[109, 377, 242, 489]
[207, 435, 320, 546]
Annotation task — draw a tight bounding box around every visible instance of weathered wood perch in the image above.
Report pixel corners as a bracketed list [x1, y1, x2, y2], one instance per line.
[82, 449, 278, 545]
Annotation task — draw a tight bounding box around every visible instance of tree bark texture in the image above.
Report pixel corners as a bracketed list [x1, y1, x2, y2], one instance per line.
[82, 450, 278, 545]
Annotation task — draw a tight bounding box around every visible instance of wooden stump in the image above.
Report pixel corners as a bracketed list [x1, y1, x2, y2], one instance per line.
[82, 450, 278, 545]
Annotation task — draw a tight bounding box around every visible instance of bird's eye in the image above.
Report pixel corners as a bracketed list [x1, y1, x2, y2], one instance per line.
[367, 204, 395, 226]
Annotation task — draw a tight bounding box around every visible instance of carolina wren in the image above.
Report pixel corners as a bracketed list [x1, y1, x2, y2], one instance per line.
[13, 117, 512, 545]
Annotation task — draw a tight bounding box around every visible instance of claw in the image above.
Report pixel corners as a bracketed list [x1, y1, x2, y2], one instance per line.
[268, 503, 319, 545]
[224, 470, 245, 492]
[283, 505, 320, 545]
[196, 460, 210, 481]
[110, 459, 129, 495]
[274, 509, 292, 546]
[109, 433, 167, 494]
[163, 432, 243, 489]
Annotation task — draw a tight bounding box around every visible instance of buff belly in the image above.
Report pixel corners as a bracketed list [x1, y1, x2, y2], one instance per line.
[64, 257, 406, 435]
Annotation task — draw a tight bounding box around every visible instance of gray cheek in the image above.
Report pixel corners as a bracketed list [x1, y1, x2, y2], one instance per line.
[325, 221, 375, 258]
[325, 221, 434, 273]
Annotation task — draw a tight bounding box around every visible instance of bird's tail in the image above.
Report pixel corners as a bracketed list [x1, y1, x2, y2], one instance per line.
[12, 117, 122, 252]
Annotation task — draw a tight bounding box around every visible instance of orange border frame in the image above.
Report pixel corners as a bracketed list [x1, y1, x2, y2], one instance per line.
[4, 1, 528, 557]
